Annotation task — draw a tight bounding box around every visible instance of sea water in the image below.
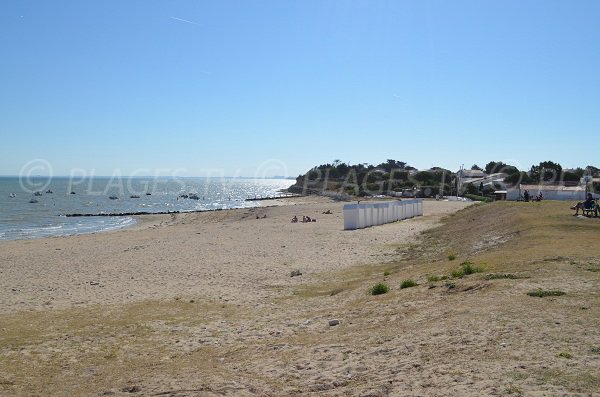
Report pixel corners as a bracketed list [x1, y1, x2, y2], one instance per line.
[0, 177, 293, 240]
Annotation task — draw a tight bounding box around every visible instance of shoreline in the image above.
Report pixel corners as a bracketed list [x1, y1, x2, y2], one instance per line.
[0, 197, 470, 314]
[0, 196, 307, 243]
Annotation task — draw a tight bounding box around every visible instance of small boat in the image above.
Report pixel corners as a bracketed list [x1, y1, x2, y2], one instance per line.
[8, 193, 16, 198]
[130, 195, 140, 199]
[34, 191, 43, 196]
[29, 198, 39, 203]
[46, 189, 53, 194]
[179, 194, 189, 199]
[70, 191, 76, 195]
[109, 195, 119, 200]
[189, 194, 200, 200]
[145, 192, 152, 196]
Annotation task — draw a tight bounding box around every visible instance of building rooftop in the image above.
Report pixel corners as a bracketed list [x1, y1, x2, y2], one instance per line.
[460, 170, 486, 178]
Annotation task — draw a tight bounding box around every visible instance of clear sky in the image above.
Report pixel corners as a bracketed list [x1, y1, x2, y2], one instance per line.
[1, 1, 599, 177]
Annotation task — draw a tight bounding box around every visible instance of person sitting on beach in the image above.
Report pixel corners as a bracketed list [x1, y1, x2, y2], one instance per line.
[322, 209, 332, 214]
[291, 216, 298, 223]
[306, 216, 312, 222]
[571, 193, 596, 216]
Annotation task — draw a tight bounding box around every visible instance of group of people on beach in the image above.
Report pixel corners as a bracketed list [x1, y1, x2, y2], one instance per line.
[291, 215, 316, 223]
[522, 190, 543, 202]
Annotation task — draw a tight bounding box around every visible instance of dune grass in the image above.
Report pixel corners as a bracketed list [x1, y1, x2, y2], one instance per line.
[400, 279, 418, 289]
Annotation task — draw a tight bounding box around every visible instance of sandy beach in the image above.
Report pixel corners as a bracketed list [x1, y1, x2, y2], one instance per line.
[0, 197, 468, 313]
[2, 198, 599, 397]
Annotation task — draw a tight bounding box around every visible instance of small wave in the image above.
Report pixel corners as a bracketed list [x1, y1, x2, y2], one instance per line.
[0, 217, 136, 241]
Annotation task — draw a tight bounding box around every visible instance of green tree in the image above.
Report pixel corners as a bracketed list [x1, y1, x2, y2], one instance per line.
[530, 161, 562, 182]
[585, 165, 599, 177]
[562, 171, 581, 182]
[485, 161, 520, 175]
[505, 171, 532, 186]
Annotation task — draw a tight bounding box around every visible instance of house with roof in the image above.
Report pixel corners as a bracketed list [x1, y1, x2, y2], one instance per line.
[458, 169, 486, 180]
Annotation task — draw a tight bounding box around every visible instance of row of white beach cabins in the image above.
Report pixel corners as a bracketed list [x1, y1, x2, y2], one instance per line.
[343, 199, 424, 230]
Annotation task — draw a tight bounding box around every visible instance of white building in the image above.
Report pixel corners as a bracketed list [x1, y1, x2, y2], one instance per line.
[459, 169, 486, 179]
[506, 184, 596, 201]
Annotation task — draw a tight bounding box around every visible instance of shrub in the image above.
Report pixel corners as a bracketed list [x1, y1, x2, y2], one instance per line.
[451, 261, 484, 278]
[400, 279, 418, 289]
[383, 271, 391, 277]
[448, 253, 457, 261]
[527, 289, 565, 297]
[368, 283, 389, 295]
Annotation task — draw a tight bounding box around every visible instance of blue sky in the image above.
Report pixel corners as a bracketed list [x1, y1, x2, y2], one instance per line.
[1, 1, 599, 177]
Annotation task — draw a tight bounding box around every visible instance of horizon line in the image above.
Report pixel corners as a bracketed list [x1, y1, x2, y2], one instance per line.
[0, 175, 296, 179]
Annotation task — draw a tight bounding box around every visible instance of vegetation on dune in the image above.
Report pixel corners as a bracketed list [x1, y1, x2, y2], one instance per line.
[450, 261, 485, 278]
[368, 282, 390, 295]
[400, 279, 418, 289]
[426, 274, 448, 282]
[527, 289, 566, 298]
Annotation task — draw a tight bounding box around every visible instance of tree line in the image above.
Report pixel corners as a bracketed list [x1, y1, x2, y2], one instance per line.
[292, 159, 600, 197]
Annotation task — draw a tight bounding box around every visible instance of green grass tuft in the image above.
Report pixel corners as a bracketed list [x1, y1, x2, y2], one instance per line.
[427, 274, 440, 282]
[383, 271, 391, 277]
[557, 351, 573, 359]
[527, 289, 565, 298]
[368, 283, 389, 296]
[448, 252, 457, 261]
[400, 279, 418, 289]
[451, 261, 484, 278]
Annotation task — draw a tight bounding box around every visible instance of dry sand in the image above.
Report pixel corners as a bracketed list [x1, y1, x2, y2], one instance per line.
[0, 197, 468, 313]
[3, 198, 598, 397]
